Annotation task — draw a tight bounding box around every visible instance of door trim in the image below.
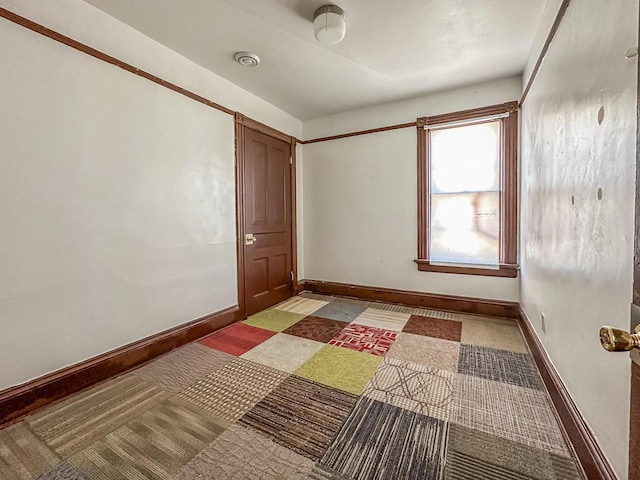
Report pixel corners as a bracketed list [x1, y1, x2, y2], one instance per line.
[234, 113, 298, 320]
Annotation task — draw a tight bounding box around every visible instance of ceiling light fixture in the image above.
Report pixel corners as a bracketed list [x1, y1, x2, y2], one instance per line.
[313, 5, 346, 45]
[234, 51, 260, 67]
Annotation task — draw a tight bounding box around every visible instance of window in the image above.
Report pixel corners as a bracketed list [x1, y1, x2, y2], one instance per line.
[415, 102, 518, 278]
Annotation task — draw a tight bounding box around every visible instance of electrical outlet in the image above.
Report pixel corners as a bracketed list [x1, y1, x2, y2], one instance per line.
[541, 313, 546, 334]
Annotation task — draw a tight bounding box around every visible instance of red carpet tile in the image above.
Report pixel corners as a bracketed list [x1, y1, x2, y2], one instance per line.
[402, 315, 462, 342]
[199, 323, 275, 356]
[329, 324, 397, 356]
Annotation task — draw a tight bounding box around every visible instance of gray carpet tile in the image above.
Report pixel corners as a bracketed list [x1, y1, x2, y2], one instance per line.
[321, 397, 448, 480]
[313, 301, 369, 323]
[445, 424, 584, 480]
[240, 375, 358, 461]
[35, 463, 86, 480]
[458, 344, 543, 390]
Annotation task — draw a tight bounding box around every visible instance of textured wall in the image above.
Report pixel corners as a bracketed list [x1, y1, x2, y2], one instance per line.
[0, 0, 302, 390]
[519, 0, 638, 476]
[301, 78, 522, 302]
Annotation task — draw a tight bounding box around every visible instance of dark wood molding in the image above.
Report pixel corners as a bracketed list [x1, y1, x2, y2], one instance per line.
[234, 116, 298, 318]
[0, 305, 239, 428]
[414, 260, 518, 278]
[299, 279, 518, 318]
[520, 0, 572, 107]
[301, 122, 416, 145]
[416, 102, 519, 276]
[234, 117, 247, 321]
[235, 113, 297, 146]
[517, 306, 617, 480]
[0, 8, 235, 116]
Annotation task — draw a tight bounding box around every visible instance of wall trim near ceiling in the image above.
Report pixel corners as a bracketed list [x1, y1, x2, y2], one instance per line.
[300, 121, 417, 145]
[517, 306, 617, 480]
[0, 7, 302, 144]
[520, 0, 572, 107]
[0, 305, 239, 428]
[299, 279, 519, 318]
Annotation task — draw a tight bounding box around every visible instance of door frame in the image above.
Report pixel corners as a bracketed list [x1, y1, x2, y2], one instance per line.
[234, 113, 298, 320]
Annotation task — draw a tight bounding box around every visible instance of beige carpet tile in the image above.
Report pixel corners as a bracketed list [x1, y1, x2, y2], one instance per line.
[241, 333, 325, 373]
[444, 424, 584, 480]
[453, 374, 569, 456]
[461, 319, 528, 353]
[239, 375, 357, 461]
[27, 375, 168, 458]
[295, 345, 382, 395]
[133, 343, 234, 392]
[362, 357, 455, 421]
[68, 397, 226, 480]
[351, 308, 410, 332]
[0, 422, 61, 480]
[35, 462, 86, 480]
[175, 424, 314, 480]
[178, 358, 288, 422]
[386, 332, 460, 372]
[274, 297, 330, 316]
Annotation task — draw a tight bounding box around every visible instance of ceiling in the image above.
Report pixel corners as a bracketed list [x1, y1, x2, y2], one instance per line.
[84, 0, 547, 120]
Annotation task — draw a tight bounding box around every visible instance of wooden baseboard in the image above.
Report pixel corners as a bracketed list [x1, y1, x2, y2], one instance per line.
[0, 305, 239, 427]
[299, 279, 519, 318]
[517, 306, 617, 480]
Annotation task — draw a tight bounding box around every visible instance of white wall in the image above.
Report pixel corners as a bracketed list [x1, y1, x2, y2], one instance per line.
[520, 0, 637, 477]
[0, 0, 302, 390]
[302, 77, 521, 302]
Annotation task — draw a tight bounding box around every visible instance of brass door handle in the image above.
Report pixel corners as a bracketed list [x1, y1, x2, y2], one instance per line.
[599, 325, 640, 351]
[245, 233, 257, 245]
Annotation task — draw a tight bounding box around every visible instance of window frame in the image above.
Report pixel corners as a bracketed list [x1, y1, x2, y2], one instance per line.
[415, 101, 519, 278]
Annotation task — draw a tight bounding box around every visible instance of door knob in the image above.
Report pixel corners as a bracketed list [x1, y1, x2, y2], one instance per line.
[245, 233, 257, 245]
[599, 325, 640, 351]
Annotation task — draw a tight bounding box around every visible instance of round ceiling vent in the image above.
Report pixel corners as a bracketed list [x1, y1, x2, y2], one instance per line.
[234, 51, 260, 67]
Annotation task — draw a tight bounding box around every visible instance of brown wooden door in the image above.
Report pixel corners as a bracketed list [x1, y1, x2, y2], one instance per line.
[241, 127, 293, 316]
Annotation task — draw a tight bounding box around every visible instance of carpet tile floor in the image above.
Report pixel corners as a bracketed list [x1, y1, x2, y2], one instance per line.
[0, 293, 585, 480]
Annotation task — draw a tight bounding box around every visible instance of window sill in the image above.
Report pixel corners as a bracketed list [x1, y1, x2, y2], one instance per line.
[413, 259, 519, 278]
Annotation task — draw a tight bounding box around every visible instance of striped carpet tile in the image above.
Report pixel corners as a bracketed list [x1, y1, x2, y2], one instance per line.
[133, 343, 233, 393]
[239, 375, 357, 460]
[35, 463, 86, 480]
[274, 297, 330, 316]
[27, 375, 167, 458]
[445, 424, 584, 480]
[453, 374, 569, 456]
[321, 397, 448, 480]
[363, 357, 455, 421]
[458, 344, 543, 390]
[68, 397, 227, 480]
[178, 358, 288, 422]
[307, 464, 354, 480]
[369, 302, 462, 321]
[351, 309, 410, 332]
[0, 422, 60, 480]
[175, 424, 314, 480]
